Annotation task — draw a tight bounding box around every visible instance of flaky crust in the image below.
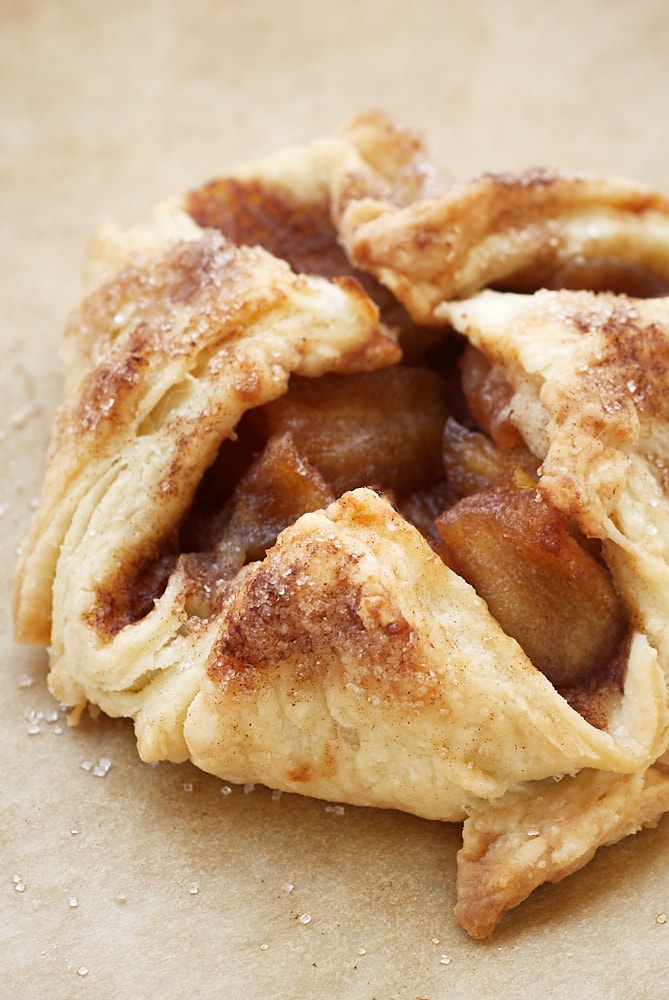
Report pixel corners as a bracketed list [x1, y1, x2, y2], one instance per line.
[13, 111, 669, 939]
[13, 211, 398, 651]
[336, 156, 669, 321]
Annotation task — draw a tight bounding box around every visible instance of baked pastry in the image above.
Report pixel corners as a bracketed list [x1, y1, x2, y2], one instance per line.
[13, 112, 669, 939]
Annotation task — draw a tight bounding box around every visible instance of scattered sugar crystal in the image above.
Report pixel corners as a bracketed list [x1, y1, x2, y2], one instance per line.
[356, 947, 367, 956]
[70, 823, 80, 835]
[25, 707, 43, 734]
[116, 892, 128, 904]
[17, 674, 34, 689]
[440, 954, 452, 966]
[13, 874, 26, 893]
[281, 882, 295, 893]
[259, 943, 269, 951]
[81, 760, 94, 772]
[92, 758, 112, 778]
[324, 804, 345, 816]
[69, 897, 78, 908]
[271, 789, 282, 802]
[189, 883, 199, 895]
[657, 913, 667, 925]
[182, 782, 193, 792]
[526, 828, 540, 838]
[77, 967, 89, 978]
[220, 785, 232, 796]
[243, 783, 255, 795]
[298, 913, 312, 925]
[431, 937, 440, 945]
[112, 303, 135, 328]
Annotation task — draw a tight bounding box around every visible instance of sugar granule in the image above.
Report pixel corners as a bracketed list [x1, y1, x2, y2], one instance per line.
[92, 757, 112, 778]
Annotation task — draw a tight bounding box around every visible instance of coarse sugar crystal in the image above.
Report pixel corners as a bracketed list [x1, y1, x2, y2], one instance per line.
[92, 757, 112, 778]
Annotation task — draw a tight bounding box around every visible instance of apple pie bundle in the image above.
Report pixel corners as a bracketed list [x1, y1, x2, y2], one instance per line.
[13, 112, 669, 939]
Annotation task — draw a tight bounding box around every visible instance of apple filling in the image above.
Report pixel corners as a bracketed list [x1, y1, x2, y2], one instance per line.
[171, 334, 628, 726]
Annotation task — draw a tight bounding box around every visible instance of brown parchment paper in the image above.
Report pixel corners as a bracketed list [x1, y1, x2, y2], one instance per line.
[3, 2, 669, 997]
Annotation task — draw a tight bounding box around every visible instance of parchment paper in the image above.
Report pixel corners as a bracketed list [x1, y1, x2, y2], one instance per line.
[3, 2, 669, 996]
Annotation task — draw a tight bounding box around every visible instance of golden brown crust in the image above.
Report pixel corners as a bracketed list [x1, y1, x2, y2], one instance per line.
[456, 764, 669, 940]
[337, 165, 669, 322]
[12, 214, 398, 648]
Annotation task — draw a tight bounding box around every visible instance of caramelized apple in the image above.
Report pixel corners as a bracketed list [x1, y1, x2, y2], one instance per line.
[459, 344, 526, 450]
[251, 366, 449, 496]
[545, 257, 669, 297]
[217, 432, 335, 563]
[442, 417, 538, 498]
[436, 485, 626, 687]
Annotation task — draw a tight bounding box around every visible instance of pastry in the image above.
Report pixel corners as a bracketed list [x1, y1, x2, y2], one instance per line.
[13, 112, 669, 939]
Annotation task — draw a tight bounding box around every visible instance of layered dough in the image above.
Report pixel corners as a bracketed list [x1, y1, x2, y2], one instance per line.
[13, 112, 669, 939]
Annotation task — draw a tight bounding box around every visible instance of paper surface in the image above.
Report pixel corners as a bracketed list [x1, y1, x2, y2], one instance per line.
[3, 2, 669, 996]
